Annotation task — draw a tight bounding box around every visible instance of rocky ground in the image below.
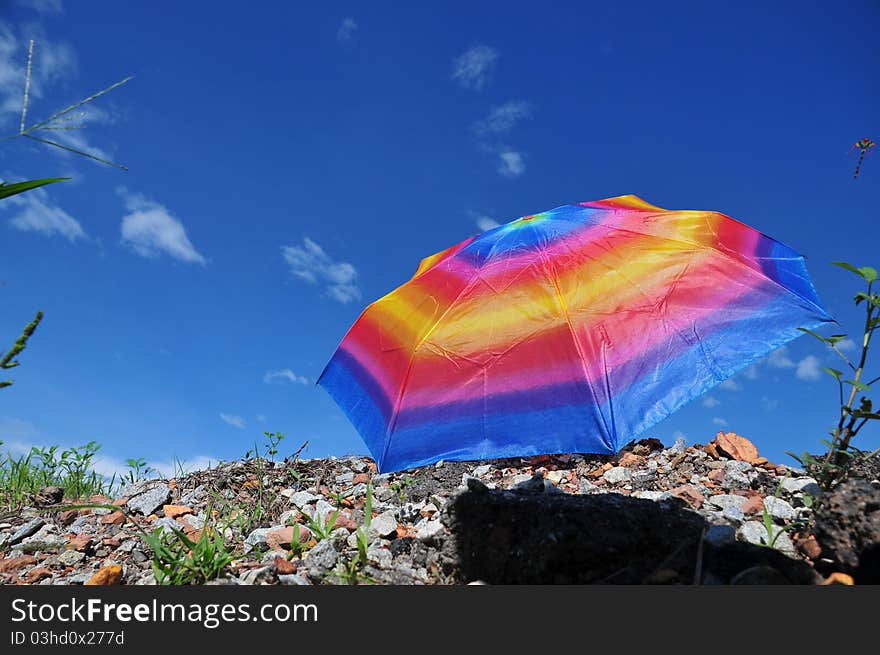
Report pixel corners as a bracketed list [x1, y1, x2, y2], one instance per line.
[1, 432, 878, 585]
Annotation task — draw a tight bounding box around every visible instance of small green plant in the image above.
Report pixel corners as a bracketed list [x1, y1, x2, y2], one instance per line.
[333, 483, 374, 585]
[283, 520, 309, 560]
[143, 526, 236, 585]
[759, 477, 801, 551]
[303, 507, 340, 542]
[0, 441, 110, 510]
[123, 457, 157, 485]
[390, 474, 413, 501]
[792, 262, 880, 489]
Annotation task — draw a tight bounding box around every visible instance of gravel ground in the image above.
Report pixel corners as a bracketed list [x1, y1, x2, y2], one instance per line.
[1, 432, 876, 585]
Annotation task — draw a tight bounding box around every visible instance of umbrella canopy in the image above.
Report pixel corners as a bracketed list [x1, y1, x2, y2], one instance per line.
[318, 195, 832, 472]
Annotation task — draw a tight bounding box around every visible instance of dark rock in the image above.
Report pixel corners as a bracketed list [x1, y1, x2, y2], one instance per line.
[441, 484, 820, 584]
[35, 486, 64, 506]
[813, 479, 880, 583]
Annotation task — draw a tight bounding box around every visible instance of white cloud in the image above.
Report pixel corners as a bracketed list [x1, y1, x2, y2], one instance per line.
[451, 44, 498, 90]
[719, 378, 741, 391]
[837, 338, 857, 352]
[796, 355, 821, 381]
[282, 238, 360, 303]
[712, 417, 728, 426]
[702, 395, 720, 408]
[497, 149, 525, 177]
[13, 0, 64, 15]
[0, 438, 216, 482]
[0, 416, 40, 439]
[118, 189, 206, 264]
[766, 346, 795, 369]
[476, 216, 500, 231]
[473, 100, 532, 135]
[0, 24, 76, 125]
[92, 454, 217, 480]
[337, 17, 357, 43]
[220, 413, 246, 429]
[672, 430, 687, 442]
[467, 210, 500, 231]
[256, 414, 266, 423]
[264, 368, 309, 385]
[3, 184, 86, 241]
[742, 365, 760, 380]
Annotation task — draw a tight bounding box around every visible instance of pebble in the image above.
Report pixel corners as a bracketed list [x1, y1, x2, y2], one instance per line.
[244, 528, 271, 554]
[153, 517, 183, 535]
[6, 518, 45, 546]
[289, 491, 317, 508]
[369, 511, 399, 539]
[415, 518, 444, 542]
[20, 526, 67, 553]
[603, 467, 631, 484]
[780, 477, 821, 496]
[737, 521, 796, 555]
[763, 497, 797, 521]
[367, 547, 393, 569]
[707, 494, 747, 512]
[127, 483, 171, 516]
[704, 524, 736, 547]
[278, 573, 311, 585]
[472, 464, 492, 477]
[304, 540, 338, 579]
[58, 550, 86, 566]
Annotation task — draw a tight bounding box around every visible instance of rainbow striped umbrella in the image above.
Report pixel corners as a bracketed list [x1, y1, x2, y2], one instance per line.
[318, 195, 832, 472]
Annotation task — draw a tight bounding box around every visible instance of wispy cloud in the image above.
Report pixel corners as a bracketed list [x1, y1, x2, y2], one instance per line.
[0, 437, 217, 480]
[118, 188, 206, 264]
[220, 413, 246, 429]
[796, 355, 821, 381]
[473, 101, 532, 135]
[838, 338, 857, 352]
[719, 378, 741, 391]
[0, 24, 116, 165]
[467, 210, 500, 232]
[0, 416, 40, 439]
[256, 414, 266, 423]
[13, 0, 64, 15]
[702, 395, 720, 408]
[337, 17, 357, 43]
[0, 23, 76, 124]
[497, 149, 525, 177]
[2, 184, 86, 241]
[282, 238, 360, 303]
[451, 44, 498, 90]
[712, 417, 728, 426]
[742, 365, 760, 380]
[766, 346, 795, 369]
[264, 368, 309, 385]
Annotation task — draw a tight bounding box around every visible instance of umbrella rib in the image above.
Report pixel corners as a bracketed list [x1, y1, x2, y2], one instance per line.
[529, 222, 617, 451]
[600, 219, 829, 319]
[379, 266, 484, 469]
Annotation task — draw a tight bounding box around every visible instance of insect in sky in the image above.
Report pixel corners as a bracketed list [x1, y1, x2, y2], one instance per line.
[850, 137, 875, 180]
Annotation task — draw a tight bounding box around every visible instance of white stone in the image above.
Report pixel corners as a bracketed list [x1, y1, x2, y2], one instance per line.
[603, 466, 631, 484]
[368, 511, 398, 539]
[763, 497, 797, 521]
[289, 491, 317, 508]
[780, 477, 821, 496]
[415, 518, 443, 542]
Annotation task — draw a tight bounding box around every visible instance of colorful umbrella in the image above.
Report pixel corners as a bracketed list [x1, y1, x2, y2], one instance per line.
[318, 195, 832, 472]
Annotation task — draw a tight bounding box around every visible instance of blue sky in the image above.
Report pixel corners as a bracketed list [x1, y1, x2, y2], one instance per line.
[0, 0, 877, 475]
